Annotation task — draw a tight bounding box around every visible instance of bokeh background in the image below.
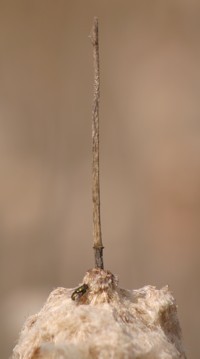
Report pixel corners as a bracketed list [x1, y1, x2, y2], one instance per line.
[1, 1, 200, 357]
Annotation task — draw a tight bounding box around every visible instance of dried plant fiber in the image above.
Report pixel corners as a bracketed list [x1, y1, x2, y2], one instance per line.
[12, 268, 186, 359]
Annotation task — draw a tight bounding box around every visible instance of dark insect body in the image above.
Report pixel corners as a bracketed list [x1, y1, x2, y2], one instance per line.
[71, 284, 89, 301]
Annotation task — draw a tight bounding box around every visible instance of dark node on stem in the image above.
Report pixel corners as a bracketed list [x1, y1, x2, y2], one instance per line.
[93, 246, 104, 269]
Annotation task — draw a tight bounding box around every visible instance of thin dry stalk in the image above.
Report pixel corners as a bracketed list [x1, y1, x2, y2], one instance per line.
[90, 17, 104, 269]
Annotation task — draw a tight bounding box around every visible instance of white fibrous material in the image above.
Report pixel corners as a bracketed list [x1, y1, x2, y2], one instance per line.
[12, 268, 187, 359]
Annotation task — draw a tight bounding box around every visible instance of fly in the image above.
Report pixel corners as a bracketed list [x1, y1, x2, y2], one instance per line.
[71, 284, 89, 301]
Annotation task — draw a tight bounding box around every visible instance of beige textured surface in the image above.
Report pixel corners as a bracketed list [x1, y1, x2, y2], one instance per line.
[12, 269, 186, 359]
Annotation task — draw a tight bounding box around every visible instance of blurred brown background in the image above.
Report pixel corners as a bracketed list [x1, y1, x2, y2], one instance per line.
[1, 0, 200, 357]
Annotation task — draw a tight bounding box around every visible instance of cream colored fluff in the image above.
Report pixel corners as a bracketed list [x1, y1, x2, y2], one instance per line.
[12, 268, 186, 359]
